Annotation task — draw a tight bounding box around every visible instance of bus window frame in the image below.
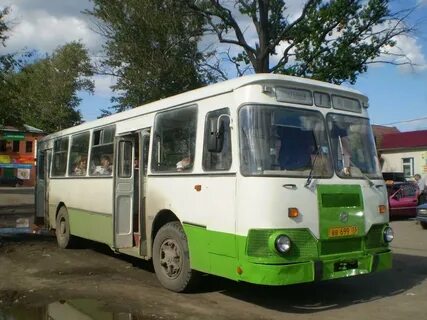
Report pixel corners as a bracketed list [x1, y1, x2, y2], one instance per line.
[89, 125, 116, 177]
[237, 103, 334, 179]
[150, 105, 198, 174]
[202, 107, 233, 172]
[51, 136, 70, 178]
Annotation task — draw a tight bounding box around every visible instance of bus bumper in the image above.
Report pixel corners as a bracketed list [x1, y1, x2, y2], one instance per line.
[239, 250, 392, 286]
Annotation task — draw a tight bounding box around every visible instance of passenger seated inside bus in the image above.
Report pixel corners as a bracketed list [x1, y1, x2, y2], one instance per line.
[92, 155, 113, 175]
[176, 156, 192, 172]
[72, 156, 87, 176]
[276, 126, 314, 171]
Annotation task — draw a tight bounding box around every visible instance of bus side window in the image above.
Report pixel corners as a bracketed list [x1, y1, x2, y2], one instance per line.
[68, 132, 90, 176]
[151, 106, 197, 172]
[203, 108, 232, 171]
[52, 137, 69, 177]
[89, 126, 115, 176]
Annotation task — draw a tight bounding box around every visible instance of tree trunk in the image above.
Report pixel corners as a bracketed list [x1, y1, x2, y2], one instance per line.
[255, 0, 270, 73]
[254, 56, 270, 73]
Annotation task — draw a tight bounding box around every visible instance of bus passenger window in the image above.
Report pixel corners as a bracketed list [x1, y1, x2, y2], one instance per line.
[151, 106, 197, 173]
[68, 132, 90, 176]
[203, 108, 232, 171]
[52, 137, 69, 177]
[89, 126, 115, 176]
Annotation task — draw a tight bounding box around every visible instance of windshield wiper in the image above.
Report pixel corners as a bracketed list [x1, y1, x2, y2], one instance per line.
[305, 145, 321, 188]
[361, 172, 375, 187]
[305, 130, 322, 188]
[348, 159, 375, 187]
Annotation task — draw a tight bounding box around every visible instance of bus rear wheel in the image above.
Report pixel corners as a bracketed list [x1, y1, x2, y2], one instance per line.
[55, 206, 75, 249]
[152, 221, 199, 292]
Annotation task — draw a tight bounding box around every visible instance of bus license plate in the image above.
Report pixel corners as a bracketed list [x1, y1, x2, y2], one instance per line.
[328, 226, 358, 238]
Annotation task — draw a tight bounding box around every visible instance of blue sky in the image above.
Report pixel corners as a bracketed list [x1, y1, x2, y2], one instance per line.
[1, 0, 426, 131]
[351, 0, 427, 131]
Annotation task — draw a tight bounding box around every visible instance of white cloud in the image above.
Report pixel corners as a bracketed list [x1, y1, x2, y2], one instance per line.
[93, 74, 116, 98]
[418, 0, 427, 6]
[270, 40, 297, 66]
[387, 35, 427, 73]
[0, 0, 113, 117]
[372, 19, 427, 73]
[0, 0, 102, 55]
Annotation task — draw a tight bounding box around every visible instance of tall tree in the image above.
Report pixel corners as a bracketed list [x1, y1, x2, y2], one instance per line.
[0, 7, 22, 127]
[3, 42, 94, 133]
[86, 0, 208, 113]
[0, 7, 8, 46]
[187, 0, 414, 84]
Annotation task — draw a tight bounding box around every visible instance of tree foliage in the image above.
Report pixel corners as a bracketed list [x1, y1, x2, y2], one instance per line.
[86, 0, 209, 113]
[187, 0, 413, 84]
[0, 7, 8, 46]
[0, 42, 94, 133]
[0, 7, 22, 127]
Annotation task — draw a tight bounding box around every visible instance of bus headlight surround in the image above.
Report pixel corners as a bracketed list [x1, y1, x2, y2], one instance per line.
[275, 235, 292, 253]
[383, 227, 394, 243]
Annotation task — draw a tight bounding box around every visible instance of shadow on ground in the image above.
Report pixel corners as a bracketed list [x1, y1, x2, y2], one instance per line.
[197, 252, 427, 314]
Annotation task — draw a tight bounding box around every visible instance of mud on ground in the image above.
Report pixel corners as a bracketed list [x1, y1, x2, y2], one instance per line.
[1, 221, 427, 320]
[0, 234, 240, 319]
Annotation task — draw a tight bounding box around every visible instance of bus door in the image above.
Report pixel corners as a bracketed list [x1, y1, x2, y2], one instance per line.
[35, 149, 51, 226]
[114, 136, 135, 248]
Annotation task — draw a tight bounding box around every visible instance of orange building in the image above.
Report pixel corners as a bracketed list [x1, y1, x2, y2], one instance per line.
[0, 125, 44, 187]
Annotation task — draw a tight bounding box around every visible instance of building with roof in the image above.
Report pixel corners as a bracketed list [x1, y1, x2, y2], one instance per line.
[0, 125, 44, 187]
[372, 125, 400, 149]
[378, 129, 427, 179]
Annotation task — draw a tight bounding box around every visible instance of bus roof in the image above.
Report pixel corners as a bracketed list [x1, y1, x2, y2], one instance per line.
[41, 74, 365, 141]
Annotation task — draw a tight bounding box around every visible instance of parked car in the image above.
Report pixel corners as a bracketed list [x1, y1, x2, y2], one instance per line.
[387, 182, 419, 218]
[416, 203, 427, 229]
[383, 172, 405, 183]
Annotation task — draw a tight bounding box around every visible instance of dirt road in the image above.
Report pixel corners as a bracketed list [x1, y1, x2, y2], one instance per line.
[0, 220, 426, 319]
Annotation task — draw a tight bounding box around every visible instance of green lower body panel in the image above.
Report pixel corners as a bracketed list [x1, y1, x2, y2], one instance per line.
[317, 250, 392, 281]
[183, 224, 239, 281]
[238, 251, 392, 285]
[238, 260, 315, 286]
[68, 208, 113, 246]
[183, 223, 392, 286]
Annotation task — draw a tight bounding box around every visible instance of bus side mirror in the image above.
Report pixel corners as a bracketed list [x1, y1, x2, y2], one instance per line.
[207, 118, 225, 153]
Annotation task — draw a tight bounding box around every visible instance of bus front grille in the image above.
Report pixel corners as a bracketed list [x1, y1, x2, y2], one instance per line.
[321, 193, 361, 208]
[320, 237, 362, 256]
[365, 224, 388, 249]
[246, 229, 318, 261]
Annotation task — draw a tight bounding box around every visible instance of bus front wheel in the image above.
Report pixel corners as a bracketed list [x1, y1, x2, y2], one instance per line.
[152, 221, 199, 292]
[55, 207, 75, 249]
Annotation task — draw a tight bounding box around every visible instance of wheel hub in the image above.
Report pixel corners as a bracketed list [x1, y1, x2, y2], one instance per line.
[59, 218, 66, 235]
[159, 239, 182, 279]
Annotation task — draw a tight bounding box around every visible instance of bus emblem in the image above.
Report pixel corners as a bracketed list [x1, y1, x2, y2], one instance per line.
[339, 212, 349, 223]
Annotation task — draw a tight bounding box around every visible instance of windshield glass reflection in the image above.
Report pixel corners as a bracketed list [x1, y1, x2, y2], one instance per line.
[239, 105, 333, 177]
[327, 113, 381, 179]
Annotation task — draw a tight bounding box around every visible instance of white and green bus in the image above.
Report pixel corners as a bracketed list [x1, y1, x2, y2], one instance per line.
[35, 74, 393, 292]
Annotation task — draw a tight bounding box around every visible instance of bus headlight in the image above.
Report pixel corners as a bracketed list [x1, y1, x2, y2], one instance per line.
[383, 227, 394, 243]
[275, 235, 291, 253]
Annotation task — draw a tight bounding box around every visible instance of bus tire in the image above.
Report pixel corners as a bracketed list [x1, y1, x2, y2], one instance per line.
[421, 222, 427, 230]
[55, 207, 75, 249]
[152, 221, 199, 292]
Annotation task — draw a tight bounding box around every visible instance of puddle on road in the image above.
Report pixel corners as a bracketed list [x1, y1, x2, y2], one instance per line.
[0, 298, 148, 319]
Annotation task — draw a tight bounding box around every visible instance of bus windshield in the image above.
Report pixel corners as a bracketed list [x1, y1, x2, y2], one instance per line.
[327, 113, 382, 179]
[239, 105, 333, 177]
